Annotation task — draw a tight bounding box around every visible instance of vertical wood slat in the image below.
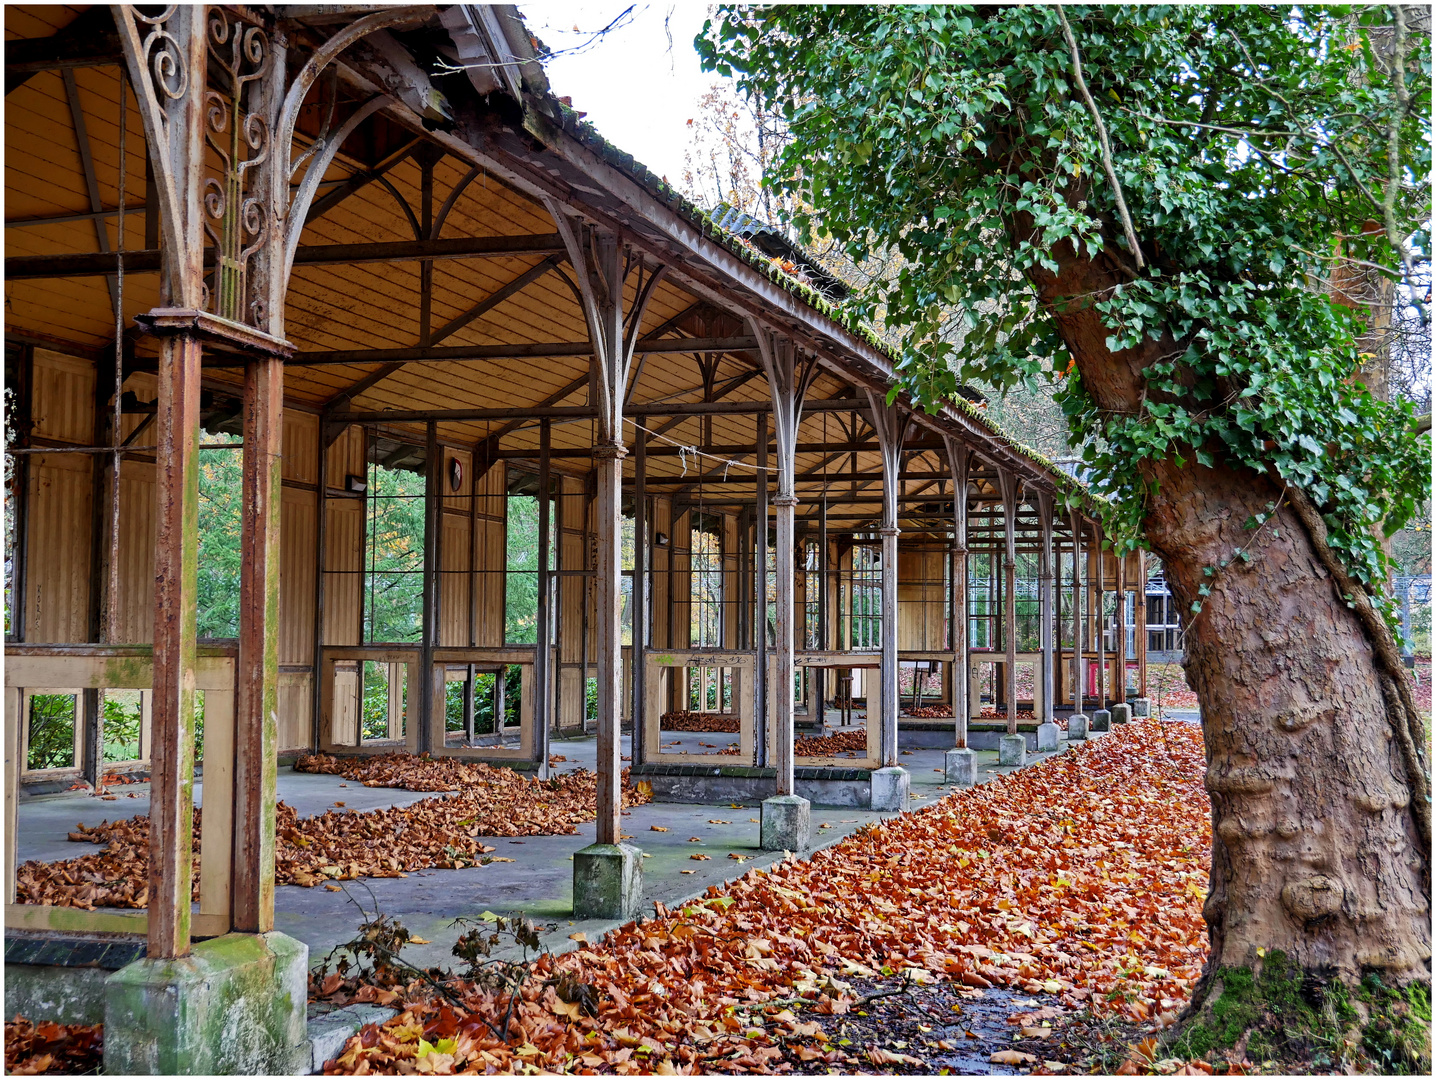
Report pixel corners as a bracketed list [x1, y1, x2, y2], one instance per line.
[198, 688, 234, 928]
[4, 686, 20, 904]
[232, 357, 282, 934]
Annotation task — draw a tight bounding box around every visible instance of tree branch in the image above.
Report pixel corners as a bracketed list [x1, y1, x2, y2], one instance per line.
[1056, 6, 1145, 270]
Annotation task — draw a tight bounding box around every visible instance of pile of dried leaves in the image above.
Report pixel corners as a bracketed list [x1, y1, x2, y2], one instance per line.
[903, 704, 954, 718]
[326, 720, 1211, 1075]
[17, 765, 654, 908]
[658, 712, 742, 733]
[979, 709, 1037, 721]
[793, 728, 869, 756]
[3, 1018, 103, 1075]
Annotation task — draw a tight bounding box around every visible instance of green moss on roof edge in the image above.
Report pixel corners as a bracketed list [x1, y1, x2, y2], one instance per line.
[530, 97, 1093, 504]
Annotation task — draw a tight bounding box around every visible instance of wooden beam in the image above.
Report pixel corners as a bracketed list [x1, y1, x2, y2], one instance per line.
[4, 233, 568, 279]
[6, 7, 120, 95]
[283, 335, 758, 368]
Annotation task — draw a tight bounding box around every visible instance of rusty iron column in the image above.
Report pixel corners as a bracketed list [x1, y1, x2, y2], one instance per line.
[535, 418, 552, 778]
[545, 203, 665, 918]
[944, 439, 971, 749]
[864, 389, 910, 812]
[631, 430, 648, 769]
[232, 351, 283, 934]
[1070, 510, 1085, 720]
[754, 415, 768, 766]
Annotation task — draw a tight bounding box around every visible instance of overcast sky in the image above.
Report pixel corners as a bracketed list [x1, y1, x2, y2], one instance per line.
[515, 2, 718, 186]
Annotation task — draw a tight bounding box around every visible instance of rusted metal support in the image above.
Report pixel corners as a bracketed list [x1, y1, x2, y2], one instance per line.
[233, 354, 282, 934]
[535, 417, 552, 778]
[1036, 490, 1056, 725]
[815, 495, 828, 723]
[945, 439, 971, 747]
[997, 468, 1021, 737]
[865, 389, 909, 767]
[1116, 540, 1127, 702]
[421, 421, 439, 752]
[631, 432, 648, 768]
[753, 415, 769, 765]
[1070, 510, 1084, 718]
[1094, 522, 1106, 710]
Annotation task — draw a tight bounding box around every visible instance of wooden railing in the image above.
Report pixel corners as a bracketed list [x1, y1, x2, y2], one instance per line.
[4, 644, 236, 938]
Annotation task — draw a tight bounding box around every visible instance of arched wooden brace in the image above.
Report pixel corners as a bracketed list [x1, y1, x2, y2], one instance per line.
[750, 324, 819, 796]
[863, 389, 911, 768]
[113, 3, 445, 953]
[943, 437, 972, 749]
[995, 467, 1022, 737]
[542, 201, 666, 845]
[1035, 490, 1056, 724]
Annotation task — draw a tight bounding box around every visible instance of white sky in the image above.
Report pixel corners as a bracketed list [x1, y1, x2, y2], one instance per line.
[515, 2, 719, 187]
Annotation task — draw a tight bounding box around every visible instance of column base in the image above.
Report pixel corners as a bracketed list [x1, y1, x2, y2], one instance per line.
[870, 766, 910, 811]
[1111, 703, 1132, 725]
[103, 932, 309, 1076]
[998, 734, 1026, 767]
[1131, 697, 1151, 718]
[1035, 722, 1059, 752]
[572, 843, 643, 920]
[1068, 714, 1090, 740]
[760, 794, 812, 851]
[944, 747, 977, 787]
[1091, 709, 1112, 733]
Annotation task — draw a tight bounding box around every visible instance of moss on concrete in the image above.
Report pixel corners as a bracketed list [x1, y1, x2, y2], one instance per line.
[1170, 951, 1431, 1074]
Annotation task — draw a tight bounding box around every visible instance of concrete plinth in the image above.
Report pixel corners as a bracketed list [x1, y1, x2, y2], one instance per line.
[1035, 722, 1059, 752]
[760, 794, 812, 851]
[1111, 703, 1132, 725]
[944, 747, 977, 787]
[1090, 709, 1112, 733]
[870, 767, 910, 812]
[103, 932, 309, 1076]
[1068, 714, 1090, 741]
[1131, 698, 1151, 718]
[998, 733, 1026, 767]
[572, 843, 643, 920]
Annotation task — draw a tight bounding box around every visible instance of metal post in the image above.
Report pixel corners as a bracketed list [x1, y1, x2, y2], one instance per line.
[754, 415, 769, 766]
[632, 431, 648, 769]
[946, 440, 970, 747]
[593, 443, 623, 844]
[1037, 492, 1055, 725]
[997, 470, 1020, 737]
[420, 422, 439, 752]
[1071, 511, 1084, 718]
[816, 495, 828, 727]
[536, 417, 551, 778]
[1095, 523, 1106, 710]
[233, 353, 282, 933]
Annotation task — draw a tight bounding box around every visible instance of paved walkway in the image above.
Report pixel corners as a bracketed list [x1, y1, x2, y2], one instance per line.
[15, 730, 1079, 972]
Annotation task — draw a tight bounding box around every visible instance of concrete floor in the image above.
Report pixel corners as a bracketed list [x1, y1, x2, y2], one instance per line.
[15, 728, 1075, 972]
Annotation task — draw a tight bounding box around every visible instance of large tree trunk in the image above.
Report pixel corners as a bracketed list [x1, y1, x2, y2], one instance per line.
[1030, 244, 1431, 993]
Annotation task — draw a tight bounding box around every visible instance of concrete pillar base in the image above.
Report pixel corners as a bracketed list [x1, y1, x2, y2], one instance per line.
[1131, 697, 1151, 718]
[103, 932, 309, 1076]
[1035, 722, 1059, 752]
[998, 734, 1026, 767]
[1068, 714, 1090, 741]
[760, 794, 812, 852]
[572, 843, 643, 920]
[1091, 709, 1111, 733]
[944, 747, 977, 787]
[1111, 703, 1132, 725]
[870, 766, 910, 811]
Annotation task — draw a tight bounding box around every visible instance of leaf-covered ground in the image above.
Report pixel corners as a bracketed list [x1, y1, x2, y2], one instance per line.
[2, 1018, 103, 1075]
[15, 763, 653, 909]
[323, 719, 1212, 1074]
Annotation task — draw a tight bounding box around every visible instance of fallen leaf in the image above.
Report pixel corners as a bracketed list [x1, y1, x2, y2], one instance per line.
[689, 854, 711, 861]
[650, 826, 668, 832]
[990, 1049, 1038, 1065]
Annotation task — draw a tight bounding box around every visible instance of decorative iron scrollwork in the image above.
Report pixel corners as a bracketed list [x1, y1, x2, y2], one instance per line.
[131, 5, 188, 109]
[202, 7, 271, 326]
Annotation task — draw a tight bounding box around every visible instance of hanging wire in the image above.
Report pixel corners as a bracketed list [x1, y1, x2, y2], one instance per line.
[108, 67, 127, 643]
[624, 417, 771, 473]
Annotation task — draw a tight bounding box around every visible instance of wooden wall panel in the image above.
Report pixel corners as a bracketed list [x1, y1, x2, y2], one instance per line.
[277, 673, 311, 753]
[650, 498, 671, 649]
[114, 457, 155, 644]
[670, 508, 692, 650]
[30, 350, 93, 444]
[440, 511, 471, 647]
[282, 410, 319, 485]
[324, 500, 363, 645]
[24, 453, 91, 642]
[898, 548, 946, 651]
[279, 486, 316, 665]
[325, 424, 365, 490]
[440, 448, 471, 513]
[722, 513, 739, 649]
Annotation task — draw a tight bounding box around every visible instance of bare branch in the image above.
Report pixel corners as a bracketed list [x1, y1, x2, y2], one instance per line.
[1056, 6, 1145, 270]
